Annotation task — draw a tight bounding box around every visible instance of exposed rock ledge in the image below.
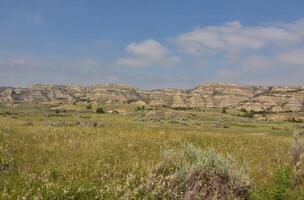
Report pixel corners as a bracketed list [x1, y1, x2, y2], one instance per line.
[0, 83, 304, 112]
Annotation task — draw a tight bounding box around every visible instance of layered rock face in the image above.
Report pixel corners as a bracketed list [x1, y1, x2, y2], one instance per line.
[0, 83, 303, 112]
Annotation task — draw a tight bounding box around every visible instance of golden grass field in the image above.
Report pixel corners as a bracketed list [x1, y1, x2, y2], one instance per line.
[0, 102, 303, 199]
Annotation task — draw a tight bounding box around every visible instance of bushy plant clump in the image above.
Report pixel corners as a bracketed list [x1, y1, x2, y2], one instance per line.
[251, 131, 304, 200]
[95, 107, 105, 114]
[126, 143, 250, 200]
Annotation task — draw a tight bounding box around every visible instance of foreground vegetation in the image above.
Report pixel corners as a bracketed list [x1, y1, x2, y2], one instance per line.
[0, 102, 303, 199]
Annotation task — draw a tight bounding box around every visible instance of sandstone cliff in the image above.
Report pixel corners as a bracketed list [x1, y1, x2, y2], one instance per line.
[0, 83, 303, 112]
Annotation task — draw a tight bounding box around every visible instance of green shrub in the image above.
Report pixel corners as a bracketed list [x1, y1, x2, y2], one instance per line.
[272, 166, 294, 200]
[95, 107, 105, 114]
[288, 118, 304, 123]
[222, 107, 227, 113]
[250, 166, 303, 200]
[250, 132, 304, 200]
[54, 109, 66, 114]
[125, 143, 250, 199]
[135, 106, 145, 111]
[239, 108, 247, 113]
[4, 111, 12, 115]
[242, 111, 255, 118]
[292, 131, 304, 191]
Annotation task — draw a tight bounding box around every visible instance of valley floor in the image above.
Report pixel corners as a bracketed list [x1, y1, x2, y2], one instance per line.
[0, 102, 303, 199]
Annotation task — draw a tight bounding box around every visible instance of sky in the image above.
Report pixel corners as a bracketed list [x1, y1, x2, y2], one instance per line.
[1, 0, 304, 89]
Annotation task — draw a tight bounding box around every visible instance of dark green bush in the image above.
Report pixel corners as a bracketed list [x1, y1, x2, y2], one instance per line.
[222, 107, 227, 113]
[288, 118, 304, 123]
[135, 106, 145, 111]
[242, 111, 255, 118]
[95, 107, 105, 114]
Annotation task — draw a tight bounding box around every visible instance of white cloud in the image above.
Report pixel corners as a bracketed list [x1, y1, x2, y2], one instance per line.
[0, 58, 36, 70]
[194, 59, 209, 68]
[214, 70, 241, 81]
[9, 59, 26, 65]
[117, 39, 179, 67]
[175, 19, 304, 55]
[172, 19, 304, 85]
[242, 48, 304, 72]
[243, 56, 274, 71]
[278, 48, 304, 65]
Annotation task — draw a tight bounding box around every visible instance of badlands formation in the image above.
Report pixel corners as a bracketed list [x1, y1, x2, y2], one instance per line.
[0, 83, 303, 112]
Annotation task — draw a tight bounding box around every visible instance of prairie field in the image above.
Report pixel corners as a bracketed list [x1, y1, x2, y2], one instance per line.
[0, 103, 303, 199]
[2, 0, 304, 199]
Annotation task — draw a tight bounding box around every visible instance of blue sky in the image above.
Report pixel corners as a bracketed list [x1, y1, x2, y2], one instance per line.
[1, 0, 304, 88]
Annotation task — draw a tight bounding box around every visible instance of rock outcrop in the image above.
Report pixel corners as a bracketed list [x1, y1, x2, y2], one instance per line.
[0, 83, 303, 112]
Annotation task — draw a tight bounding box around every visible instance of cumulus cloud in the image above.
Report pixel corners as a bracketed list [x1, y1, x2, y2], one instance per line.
[117, 39, 179, 67]
[171, 19, 304, 85]
[175, 19, 304, 55]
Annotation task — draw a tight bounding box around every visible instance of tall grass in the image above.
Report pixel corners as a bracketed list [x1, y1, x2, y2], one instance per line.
[0, 104, 302, 199]
[0, 122, 296, 199]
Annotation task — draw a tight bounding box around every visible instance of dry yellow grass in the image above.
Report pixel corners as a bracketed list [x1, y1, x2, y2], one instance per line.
[0, 103, 302, 199]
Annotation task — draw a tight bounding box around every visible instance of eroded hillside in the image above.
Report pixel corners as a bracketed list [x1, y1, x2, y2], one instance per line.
[0, 83, 303, 112]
